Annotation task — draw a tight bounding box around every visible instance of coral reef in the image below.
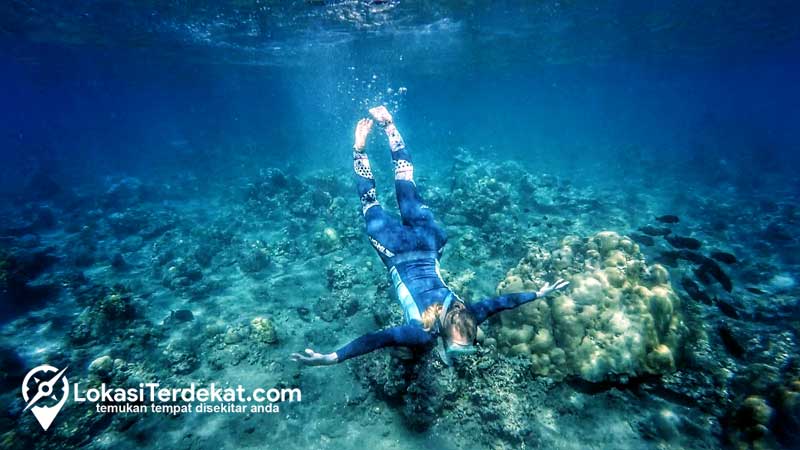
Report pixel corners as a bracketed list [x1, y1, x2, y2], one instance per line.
[494, 231, 686, 382]
[250, 316, 278, 344]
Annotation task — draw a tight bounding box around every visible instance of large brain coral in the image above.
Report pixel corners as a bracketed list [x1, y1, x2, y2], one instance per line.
[494, 231, 685, 382]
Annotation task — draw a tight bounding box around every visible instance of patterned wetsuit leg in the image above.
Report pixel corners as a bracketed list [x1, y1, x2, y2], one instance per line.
[353, 151, 412, 264]
[384, 124, 435, 226]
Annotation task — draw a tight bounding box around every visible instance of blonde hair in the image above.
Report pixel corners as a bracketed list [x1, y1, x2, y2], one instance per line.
[421, 303, 444, 331]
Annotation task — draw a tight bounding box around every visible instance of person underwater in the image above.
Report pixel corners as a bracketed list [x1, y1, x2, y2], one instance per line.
[291, 106, 569, 366]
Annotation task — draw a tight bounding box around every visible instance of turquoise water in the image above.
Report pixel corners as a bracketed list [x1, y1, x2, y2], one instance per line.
[1, 1, 799, 449]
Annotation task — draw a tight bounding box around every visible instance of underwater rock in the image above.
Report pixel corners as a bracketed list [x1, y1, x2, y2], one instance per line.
[645, 408, 682, 441]
[710, 251, 737, 264]
[106, 210, 149, 237]
[238, 240, 271, 274]
[767, 273, 796, 293]
[69, 285, 139, 345]
[164, 340, 200, 375]
[774, 381, 800, 446]
[729, 395, 775, 446]
[110, 252, 126, 270]
[22, 203, 58, 230]
[103, 177, 146, 209]
[250, 316, 278, 344]
[88, 355, 115, 381]
[24, 170, 62, 200]
[0, 346, 25, 392]
[630, 233, 655, 246]
[402, 352, 457, 430]
[656, 215, 680, 224]
[326, 261, 356, 291]
[681, 276, 712, 305]
[161, 258, 204, 291]
[665, 235, 702, 250]
[314, 292, 359, 322]
[313, 227, 342, 254]
[97, 287, 136, 321]
[763, 222, 793, 242]
[639, 225, 672, 236]
[494, 231, 686, 382]
[170, 309, 194, 323]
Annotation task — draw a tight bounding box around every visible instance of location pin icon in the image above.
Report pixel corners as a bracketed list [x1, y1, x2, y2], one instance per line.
[22, 365, 70, 431]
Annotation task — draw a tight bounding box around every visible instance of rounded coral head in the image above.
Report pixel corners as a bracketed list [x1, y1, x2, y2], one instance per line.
[442, 301, 478, 351]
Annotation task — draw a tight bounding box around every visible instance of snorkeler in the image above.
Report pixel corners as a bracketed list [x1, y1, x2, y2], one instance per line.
[291, 106, 569, 366]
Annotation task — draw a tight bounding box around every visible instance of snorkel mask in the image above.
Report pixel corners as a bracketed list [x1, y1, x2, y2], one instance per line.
[435, 294, 477, 365]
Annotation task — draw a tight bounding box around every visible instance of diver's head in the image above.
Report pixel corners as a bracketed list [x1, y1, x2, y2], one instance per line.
[439, 299, 477, 359]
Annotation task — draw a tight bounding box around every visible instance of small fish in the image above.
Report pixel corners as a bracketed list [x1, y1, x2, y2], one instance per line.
[665, 235, 702, 250]
[746, 287, 766, 295]
[718, 323, 745, 358]
[630, 233, 655, 246]
[656, 215, 680, 224]
[682, 276, 712, 304]
[710, 251, 737, 264]
[639, 226, 672, 237]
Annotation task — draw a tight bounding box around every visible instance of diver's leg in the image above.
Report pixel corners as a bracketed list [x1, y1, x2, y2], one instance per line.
[388, 129, 434, 226]
[353, 148, 401, 261]
[369, 106, 434, 226]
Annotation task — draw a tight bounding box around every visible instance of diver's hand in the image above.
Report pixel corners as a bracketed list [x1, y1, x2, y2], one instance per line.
[536, 278, 569, 298]
[290, 348, 338, 366]
[368, 105, 393, 126]
[354, 118, 373, 152]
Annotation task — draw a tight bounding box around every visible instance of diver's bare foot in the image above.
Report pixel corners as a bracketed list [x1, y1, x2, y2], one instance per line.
[368, 105, 393, 126]
[353, 118, 373, 152]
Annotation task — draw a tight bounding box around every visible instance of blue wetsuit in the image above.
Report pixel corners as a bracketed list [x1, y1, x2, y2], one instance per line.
[338, 121, 538, 362]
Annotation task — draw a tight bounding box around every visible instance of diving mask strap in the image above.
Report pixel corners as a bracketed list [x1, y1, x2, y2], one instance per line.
[435, 293, 456, 365]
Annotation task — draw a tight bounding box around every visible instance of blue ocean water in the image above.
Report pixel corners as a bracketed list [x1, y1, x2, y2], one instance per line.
[1, 1, 799, 449]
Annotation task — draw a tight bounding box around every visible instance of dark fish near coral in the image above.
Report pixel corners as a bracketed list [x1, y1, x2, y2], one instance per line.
[665, 235, 702, 250]
[710, 251, 737, 264]
[630, 233, 655, 246]
[681, 276, 712, 304]
[696, 260, 733, 292]
[678, 249, 708, 265]
[655, 251, 680, 267]
[718, 323, 745, 358]
[746, 287, 766, 295]
[656, 215, 680, 224]
[639, 226, 672, 237]
[715, 298, 739, 319]
[693, 266, 712, 285]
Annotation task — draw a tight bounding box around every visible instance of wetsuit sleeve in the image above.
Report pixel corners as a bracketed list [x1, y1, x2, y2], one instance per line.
[334, 324, 432, 362]
[468, 292, 538, 324]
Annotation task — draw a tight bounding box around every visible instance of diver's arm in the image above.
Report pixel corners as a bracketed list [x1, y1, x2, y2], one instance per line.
[469, 279, 569, 324]
[369, 106, 405, 152]
[469, 292, 538, 324]
[291, 324, 431, 366]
